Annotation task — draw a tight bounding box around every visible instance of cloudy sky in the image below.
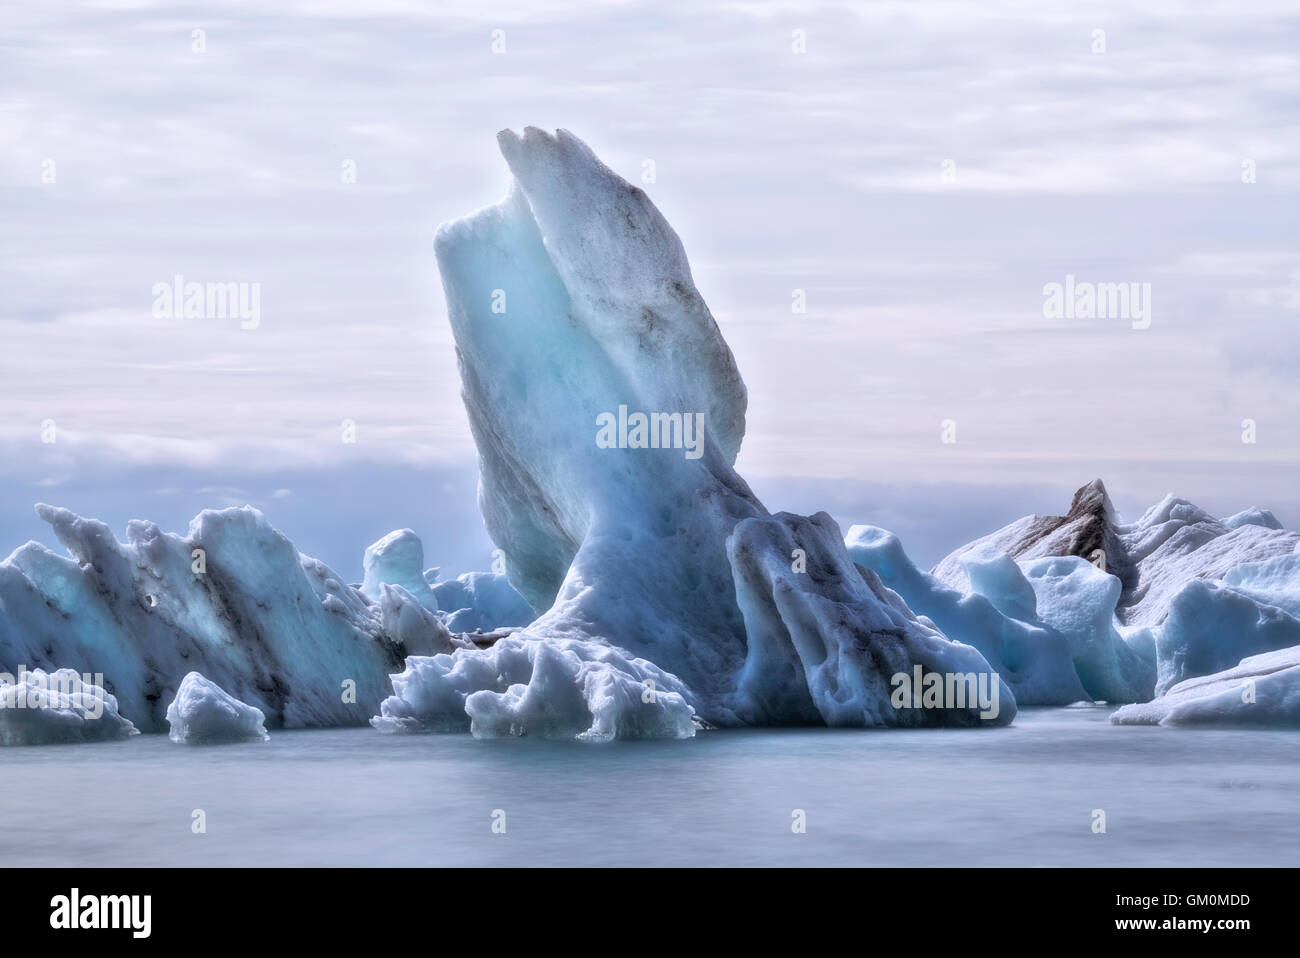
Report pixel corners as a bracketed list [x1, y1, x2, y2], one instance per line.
[2, 0, 1298, 577]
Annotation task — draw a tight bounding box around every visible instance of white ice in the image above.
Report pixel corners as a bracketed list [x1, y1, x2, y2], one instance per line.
[931, 481, 1298, 629]
[371, 635, 697, 741]
[165, 671, 269, 744]
[1111, 645, 1300, 727]
[0, 669, 138, 746]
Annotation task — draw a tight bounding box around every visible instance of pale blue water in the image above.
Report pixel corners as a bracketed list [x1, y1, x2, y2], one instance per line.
[6, 706, 1297, 867]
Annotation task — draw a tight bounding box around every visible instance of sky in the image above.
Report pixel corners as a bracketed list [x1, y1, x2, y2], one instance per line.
[2, 0, 1298, 579]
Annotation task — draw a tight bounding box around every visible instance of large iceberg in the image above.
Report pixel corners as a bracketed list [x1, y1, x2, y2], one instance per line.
[0, 504, 412, 733]
[374, 127, 1013, 739]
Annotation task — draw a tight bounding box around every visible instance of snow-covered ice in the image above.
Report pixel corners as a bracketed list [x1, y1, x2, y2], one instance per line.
[372, 635, 697, 741]
[932, 480, 1299, 629]
[166, 671, 269, 744]
[1111, 645, 1300, 727]
[0, 669, 138, 746]
[1222, 507, 1283, 531]
[1148, 554, 1300, 694]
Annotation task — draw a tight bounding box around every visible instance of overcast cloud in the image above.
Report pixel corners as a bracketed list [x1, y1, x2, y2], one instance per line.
[2, 0, 1297, 573]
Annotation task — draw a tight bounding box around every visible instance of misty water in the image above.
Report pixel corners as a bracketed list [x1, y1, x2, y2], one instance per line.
[7, 706, 1297, 867]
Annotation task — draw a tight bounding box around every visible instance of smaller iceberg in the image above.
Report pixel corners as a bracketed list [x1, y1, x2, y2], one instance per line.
[371, 636, 697, 741]
[845, 526, 1153, 704]
[166, 671, 269, 744]
[361, 529, 437, 610]
[1111, 645, 1300, 727]
[0, 669, 138, 746]
[432, 572, 535, 633]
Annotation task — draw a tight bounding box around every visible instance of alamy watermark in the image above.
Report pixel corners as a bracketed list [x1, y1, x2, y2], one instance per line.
[50, 889, 151, 938]
[890, 665, 1001, 720]
[1042, 274, 1151, 329]
[152, 275, 261, 329]
[595, 405, 705, 460]
[0, 667, 107, 720]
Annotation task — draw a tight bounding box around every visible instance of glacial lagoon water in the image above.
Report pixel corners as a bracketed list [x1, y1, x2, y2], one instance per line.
[6, 706, 1297, 867]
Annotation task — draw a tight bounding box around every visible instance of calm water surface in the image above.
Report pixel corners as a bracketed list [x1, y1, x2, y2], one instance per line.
[5, 706, 1296, 867]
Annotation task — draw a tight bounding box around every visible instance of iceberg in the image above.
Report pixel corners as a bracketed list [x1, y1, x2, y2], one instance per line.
[358, 529, 531, 639]
[0, 504, 411, 732]
[933, 479, 1298, 628]
[847, 526, 1152, 704]
[1018, 555, 1154, 703]
[845, 527, 1085, 705]
[374, 127, 1012, 739]
[166, 671, 269, 744]
[361, 529, 437, 610]
[1148, 554, 1300, 694]
[372, 636, 697, 741]
[0, 668, 138, 746]
[731, 513, 1013, 726]
[1111, 645, 1300, 727]
[376, 583, 459, 657]
[432, 572, 535, 633]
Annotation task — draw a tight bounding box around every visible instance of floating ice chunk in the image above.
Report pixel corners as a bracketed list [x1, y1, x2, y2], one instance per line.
[371, 635, 696, 741]
[0, 668, 138, 746]
[1151, 568, 1300, 694]
[960, 545, 1038, 621]
[361, 529, 437, 610]
[1019, 556, 1154, 703]
[1111, 645, 1300, 727]
[732, 513, 1014, 727]
[432, 572, 535, 633]
[165, 671, 269, 744]
[845, 526, 1086, 706]
[377, 584, 456, 656]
